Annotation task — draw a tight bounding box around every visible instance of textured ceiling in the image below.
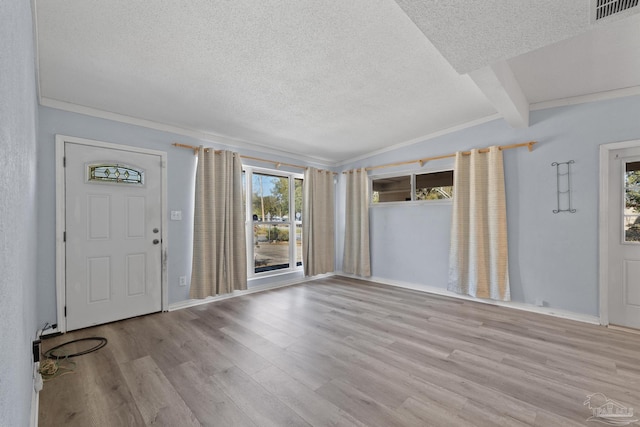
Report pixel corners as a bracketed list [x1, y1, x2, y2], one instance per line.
[35, 1, 640, 164]
[393, 0, 638, 74]
[394, 0, 588, 74]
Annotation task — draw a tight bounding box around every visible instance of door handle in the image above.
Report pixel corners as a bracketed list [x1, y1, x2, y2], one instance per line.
[153, 228, 159, 233]
[153, 239, 160, 245]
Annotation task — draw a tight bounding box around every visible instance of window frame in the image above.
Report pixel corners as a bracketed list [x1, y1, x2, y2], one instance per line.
[370, 166, 454, 207]
[243, 166, 304, 278]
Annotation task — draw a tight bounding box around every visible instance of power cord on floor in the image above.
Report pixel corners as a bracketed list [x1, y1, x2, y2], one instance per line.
[43, 337, 107, 359]
[38, 337, 107, 382]
[39, 355, 76, 382]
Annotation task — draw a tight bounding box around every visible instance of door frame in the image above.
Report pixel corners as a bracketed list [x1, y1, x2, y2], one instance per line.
[55, 134, 168, 333]
[598, 138, 640, 326]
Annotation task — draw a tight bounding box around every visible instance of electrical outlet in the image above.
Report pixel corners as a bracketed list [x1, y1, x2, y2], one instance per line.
[170, 210, 182, 221]
[32, 340, 41, 363]
[179, 276, 187, 287]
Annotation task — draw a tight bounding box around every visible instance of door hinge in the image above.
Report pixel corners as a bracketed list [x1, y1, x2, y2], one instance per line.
[63, 231, 66, 242]
[64, 306, 67, 317]
[63, 156, 66, 167]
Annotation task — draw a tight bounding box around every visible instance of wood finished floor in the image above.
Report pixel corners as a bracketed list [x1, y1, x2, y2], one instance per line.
[39, 277, 640, 426]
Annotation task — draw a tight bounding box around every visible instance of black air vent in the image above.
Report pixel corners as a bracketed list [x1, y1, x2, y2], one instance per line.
[594, 0, 639, 21]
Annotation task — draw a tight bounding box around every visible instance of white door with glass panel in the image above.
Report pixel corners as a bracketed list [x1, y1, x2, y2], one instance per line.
[65, 142, 163, 331]
[608, 147, 640, 329]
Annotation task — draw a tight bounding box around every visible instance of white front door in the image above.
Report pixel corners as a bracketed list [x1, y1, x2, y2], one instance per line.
[608, 146, 640, 329]
[65, 141, 163, 330]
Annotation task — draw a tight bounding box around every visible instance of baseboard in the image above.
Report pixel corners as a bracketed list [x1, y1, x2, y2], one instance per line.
[168, 272, 336, 311]
[338, 273, 601, 325]
[169, 271, 600, 325]
[30, 362, 41, 427]
[607, 324, 640, 335]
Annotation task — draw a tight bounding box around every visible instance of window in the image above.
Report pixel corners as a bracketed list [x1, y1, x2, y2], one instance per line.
[372, 170, 453, 204]
[624, 161, 640, 242]
[88, 164, 144, 184]
[244, 167, 303, 275]
[372, 176, 411, 202]
[415, 170, 453, 200]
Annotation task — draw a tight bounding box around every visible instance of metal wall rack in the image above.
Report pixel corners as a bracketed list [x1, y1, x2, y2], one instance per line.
[552, 160, 576, 213]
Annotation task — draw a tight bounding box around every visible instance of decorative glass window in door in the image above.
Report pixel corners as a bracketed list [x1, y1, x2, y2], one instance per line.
[624, 161, 640, 242]
[88, 164, 144, 184]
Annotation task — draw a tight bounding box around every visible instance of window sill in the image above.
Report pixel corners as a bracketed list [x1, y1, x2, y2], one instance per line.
[371, 199, 453, 208]
[248, 268, 304, 286]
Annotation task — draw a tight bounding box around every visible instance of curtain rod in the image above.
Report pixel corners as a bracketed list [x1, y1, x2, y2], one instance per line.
[172, 142, 336, 174]
[344, 140, 536, 174]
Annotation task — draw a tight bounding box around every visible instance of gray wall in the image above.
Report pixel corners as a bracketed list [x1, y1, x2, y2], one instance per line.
[0, 0, 39, 425]
[37, 107, 327, 326]
[337, 95, 640, 316]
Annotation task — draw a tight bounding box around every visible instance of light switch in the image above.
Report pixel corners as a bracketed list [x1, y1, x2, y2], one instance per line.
[170, 210, 182, 221]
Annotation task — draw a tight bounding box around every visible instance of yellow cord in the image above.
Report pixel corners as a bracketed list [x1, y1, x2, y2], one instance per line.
[39, 357, 76, 381]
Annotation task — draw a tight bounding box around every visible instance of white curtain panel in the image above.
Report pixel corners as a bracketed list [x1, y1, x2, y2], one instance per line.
[448, 146, 510, 301]
[190, 148, 247, 298]
[343, 168, 371, 277]
[303, 168, 335, 276]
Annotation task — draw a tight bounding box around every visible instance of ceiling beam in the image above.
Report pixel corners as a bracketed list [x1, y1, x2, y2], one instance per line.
[469, 61, 529, 128]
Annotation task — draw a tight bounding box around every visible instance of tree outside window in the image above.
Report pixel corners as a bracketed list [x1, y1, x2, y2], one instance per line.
[248, 170, 303, 274]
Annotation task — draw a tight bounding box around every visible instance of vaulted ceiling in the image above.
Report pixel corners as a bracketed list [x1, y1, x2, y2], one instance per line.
[34, 1, 640, 164]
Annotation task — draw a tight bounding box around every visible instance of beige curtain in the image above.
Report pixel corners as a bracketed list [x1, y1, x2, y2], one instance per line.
[343, 168, 371, 277]
[190, 148, 247, 298]
[303, 168, 335, 276]
[448, 146, 510, 301]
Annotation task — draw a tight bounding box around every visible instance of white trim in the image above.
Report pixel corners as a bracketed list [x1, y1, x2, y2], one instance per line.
[243, 165, 305, 280]
[40, 97, 335, 166]
[168, 273, 335, 311]
[530, 86, 640, 112]
[55, 134, 169, 332]
[335, 113, 501, 168]
[55, 138, 66, 332]
[370, 164, 455, 206]
[38, 90, 640, 173]
[339, 273, 601, 325]
[244, 165, 305, 181]
[370, 199, 453, 208]
[38, 96, 501, 171]
[599, 143, 610, 326]
[598, 138, 640, 327]
[30, 362, 41, 427]
[336, 87, 640, 169]
[160, 150, 169, 312]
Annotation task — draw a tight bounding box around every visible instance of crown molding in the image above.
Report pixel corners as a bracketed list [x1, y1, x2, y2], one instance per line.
[335, 113, 501, 168]
[337, 86, 640, 169]
[39, 97, 335, 167]
[530, 85, 640, 111]
[40, 84, 640, 173]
